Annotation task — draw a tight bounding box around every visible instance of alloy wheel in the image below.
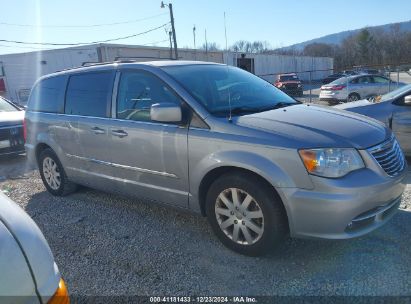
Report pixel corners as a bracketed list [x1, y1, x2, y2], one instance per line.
[43, 157, 61, 190]
[215, 188, 264, 245]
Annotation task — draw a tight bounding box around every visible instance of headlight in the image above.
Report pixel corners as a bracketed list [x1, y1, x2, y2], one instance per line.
[299, 148, 364, 178]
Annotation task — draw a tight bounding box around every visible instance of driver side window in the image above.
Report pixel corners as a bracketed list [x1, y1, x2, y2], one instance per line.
[116, 70, 181, 122]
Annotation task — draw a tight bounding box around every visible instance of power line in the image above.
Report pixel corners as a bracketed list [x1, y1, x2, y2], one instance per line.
[140, 39, 169, 46]
[0, 43, 48, 50]
[0, 13, 168, 28]
[0, 23, 170, 46]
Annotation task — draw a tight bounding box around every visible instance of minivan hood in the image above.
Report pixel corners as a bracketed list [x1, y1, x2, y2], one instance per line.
[235, 104, 389, 149]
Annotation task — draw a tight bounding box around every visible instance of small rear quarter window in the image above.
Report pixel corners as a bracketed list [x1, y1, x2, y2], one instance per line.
[28, 75, 67, 113]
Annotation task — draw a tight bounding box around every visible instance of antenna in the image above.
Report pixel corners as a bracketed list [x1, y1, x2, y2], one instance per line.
[204, 29, 208, 61]
[193, 24, 196, 60]
[224, 12, 228, 51]
[224, 11, 232, 122]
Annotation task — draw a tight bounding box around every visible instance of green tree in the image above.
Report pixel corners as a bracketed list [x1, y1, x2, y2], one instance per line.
[356, 29, 374, 65]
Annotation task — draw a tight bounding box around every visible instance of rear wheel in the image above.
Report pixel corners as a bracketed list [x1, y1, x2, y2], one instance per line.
[206, 172, 287, 256]
[38, 148, 77, 196]
[347, 93, 360, 102]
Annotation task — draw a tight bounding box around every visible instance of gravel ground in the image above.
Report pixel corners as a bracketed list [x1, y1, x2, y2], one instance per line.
[0, 155, 411, 297]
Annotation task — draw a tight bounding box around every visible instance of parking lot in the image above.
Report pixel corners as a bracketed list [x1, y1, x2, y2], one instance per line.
[1, 155, 410, 297]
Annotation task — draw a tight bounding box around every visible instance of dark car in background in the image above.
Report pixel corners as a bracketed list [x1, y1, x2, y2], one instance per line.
[358, 68, 380, 75]
[274, 73, 303, 97]
[322, 73, 347, 84]
[0, 96, 25, 157]
[342, 70, 358, 76]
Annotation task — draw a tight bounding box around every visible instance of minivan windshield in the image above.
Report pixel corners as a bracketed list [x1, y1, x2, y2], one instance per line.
[0, 97, 18, 112]
[162, 65, 298, 117]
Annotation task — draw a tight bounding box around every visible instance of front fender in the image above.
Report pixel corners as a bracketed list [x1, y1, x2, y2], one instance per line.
[193, 150, 295, 190]
[188, 149, 313, 214]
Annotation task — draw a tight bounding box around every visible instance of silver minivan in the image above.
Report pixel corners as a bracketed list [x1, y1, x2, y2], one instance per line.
[25, 61, 408, 256]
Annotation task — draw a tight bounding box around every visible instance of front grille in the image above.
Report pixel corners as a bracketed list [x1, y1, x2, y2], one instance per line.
[368, 135, 406, 177]
[345, 196, 401, 232]
[0, 125, 24, 153]
[284, 83, 298, 89]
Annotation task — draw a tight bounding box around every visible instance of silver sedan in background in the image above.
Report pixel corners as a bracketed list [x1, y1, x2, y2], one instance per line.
[320, 74, 397, 104]
[335, 84, 411, 156]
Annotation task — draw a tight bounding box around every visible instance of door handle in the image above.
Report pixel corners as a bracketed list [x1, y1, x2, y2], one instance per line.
[91, 127, 105, 134]
[111, 130, 128, 138]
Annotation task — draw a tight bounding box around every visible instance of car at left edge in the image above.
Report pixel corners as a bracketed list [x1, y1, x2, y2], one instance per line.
[0, 192, 69, 304]
[0, 96, 25, 157]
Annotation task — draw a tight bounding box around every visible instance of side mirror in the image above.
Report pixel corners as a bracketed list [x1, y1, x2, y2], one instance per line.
[404, 95, 411, 105]
[150, 103, 182, 123]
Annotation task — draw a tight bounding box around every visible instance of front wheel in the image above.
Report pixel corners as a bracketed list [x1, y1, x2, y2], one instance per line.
[205, 173, 288, 256]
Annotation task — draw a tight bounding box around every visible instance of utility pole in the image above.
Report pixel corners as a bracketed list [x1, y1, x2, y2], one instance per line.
[161, 2, 178, 60]
[168, 31, 173, 59]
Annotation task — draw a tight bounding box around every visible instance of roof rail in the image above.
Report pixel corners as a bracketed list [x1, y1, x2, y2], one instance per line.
[55, 58, 173, 73]
[55, 60, 124, 72]
[113, 56, 174, 61]
[81, 61, 120, 67]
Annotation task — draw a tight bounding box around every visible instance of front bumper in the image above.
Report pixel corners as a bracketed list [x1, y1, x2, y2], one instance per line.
[280, 161, 407, 239]
[0, 125, 25, 157]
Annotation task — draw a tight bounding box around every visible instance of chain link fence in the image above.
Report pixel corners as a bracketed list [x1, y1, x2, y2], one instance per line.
[258, 63, 411, 105]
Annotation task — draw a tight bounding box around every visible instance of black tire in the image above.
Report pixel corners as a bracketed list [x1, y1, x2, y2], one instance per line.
[205, 172, 288, 256]
[38, 148, 77, 196]
[347, 93, 360, 102]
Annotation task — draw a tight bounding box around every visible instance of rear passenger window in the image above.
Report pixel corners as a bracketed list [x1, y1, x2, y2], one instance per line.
[28, 76, 66, 113]
[65, 72, 113, 117]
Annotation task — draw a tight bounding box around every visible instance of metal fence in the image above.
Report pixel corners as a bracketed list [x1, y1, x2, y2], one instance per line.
[258, 63, 411, 105]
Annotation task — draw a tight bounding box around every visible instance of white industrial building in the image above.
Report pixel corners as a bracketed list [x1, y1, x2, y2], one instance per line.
[0, 43, 333, 105]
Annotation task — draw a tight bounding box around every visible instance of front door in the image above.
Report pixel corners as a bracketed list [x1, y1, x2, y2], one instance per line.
[106, 69, 189, 208]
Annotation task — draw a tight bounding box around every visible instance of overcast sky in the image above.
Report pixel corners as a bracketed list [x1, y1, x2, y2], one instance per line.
[0, 0, 410, 55]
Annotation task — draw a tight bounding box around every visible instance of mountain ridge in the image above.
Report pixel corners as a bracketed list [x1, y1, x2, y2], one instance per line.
[282, 20, 411, 51]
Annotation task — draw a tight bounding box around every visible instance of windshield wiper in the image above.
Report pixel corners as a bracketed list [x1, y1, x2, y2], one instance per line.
[211, 102, 299, 117]
[211, 106, 261, 116]
[272, 102, 299, 109]
[258, 102, 299, 112]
